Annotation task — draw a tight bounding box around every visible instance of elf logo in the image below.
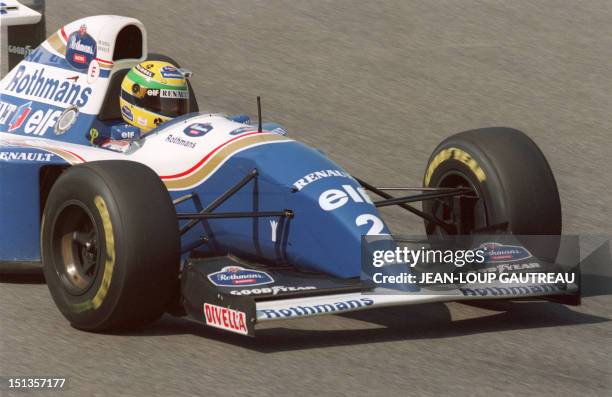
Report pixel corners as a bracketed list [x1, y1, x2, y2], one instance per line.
[6, 102, 63, 136]
[318, 184, 374, 211]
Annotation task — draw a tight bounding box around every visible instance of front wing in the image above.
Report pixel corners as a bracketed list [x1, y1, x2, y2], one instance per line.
[181, 256, 579, 337]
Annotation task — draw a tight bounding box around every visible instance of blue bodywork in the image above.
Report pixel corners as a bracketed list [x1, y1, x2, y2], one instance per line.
[0, 147, 65, 261]
[0, 24, 391, 278]
[0, 135, 389, 278]
[175, 139, 390, 277]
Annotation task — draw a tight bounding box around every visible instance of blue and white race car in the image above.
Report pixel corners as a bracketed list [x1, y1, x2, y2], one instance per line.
[0, 11, 577, 336]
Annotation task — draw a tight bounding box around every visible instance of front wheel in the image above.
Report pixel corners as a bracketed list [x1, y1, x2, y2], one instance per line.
[41, 161, 180, 331]
[422, 128, 561, 259]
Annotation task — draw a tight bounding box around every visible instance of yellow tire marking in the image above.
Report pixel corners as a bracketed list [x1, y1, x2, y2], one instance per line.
[424, 147, 487, 187]
[68, 196, 115, 313]
[91, 195, 115, 309]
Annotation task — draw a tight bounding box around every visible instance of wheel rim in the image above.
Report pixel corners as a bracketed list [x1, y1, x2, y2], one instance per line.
[429, 171, 485, 235]
[51, 202, 101, 295]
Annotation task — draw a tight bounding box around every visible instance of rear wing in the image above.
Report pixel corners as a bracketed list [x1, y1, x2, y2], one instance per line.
[1, 0, 45, 73]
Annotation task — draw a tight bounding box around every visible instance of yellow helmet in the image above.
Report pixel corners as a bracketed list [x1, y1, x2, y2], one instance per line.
[119, 61, 190, 133]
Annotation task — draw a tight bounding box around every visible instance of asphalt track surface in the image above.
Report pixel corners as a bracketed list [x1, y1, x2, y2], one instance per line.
[1, 1, 611, 396]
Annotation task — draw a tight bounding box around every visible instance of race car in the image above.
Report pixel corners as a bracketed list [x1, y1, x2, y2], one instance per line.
[0, 12, 578, 336]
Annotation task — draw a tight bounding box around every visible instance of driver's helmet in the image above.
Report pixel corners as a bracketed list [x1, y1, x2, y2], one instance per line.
[119, 61, 190, 134]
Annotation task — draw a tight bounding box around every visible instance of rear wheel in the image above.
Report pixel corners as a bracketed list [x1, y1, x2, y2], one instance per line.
[42, 161, 180, 331]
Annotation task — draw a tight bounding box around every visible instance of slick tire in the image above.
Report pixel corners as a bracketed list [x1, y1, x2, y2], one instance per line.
[423, 127, 561, 260]
[41, 161, 180, 331]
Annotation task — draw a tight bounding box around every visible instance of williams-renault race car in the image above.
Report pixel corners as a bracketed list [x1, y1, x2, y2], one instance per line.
[0, 12, 578, 336]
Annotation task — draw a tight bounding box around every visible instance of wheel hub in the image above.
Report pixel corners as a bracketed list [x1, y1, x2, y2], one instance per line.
[52, 204, 101, 295]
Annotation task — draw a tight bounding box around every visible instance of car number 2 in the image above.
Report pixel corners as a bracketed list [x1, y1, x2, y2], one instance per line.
[355, 214, 386, 235]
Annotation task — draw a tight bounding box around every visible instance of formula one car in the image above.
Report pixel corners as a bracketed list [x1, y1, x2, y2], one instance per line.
[0, 12, 578, 336]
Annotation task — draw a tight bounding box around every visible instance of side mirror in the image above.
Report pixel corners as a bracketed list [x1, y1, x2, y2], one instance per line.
[178, 68, 193, 78]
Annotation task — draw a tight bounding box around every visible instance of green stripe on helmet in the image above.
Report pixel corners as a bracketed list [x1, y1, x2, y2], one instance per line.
[126, 70, 188, 91]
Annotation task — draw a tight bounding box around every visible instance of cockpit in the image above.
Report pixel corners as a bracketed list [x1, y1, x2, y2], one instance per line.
[93, 25, 199, 152]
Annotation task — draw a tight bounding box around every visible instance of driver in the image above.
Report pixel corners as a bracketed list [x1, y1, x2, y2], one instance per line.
[87, 60, 190, 151]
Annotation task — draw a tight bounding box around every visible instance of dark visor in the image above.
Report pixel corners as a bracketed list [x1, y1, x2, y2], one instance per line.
[122, 90, 189, 118]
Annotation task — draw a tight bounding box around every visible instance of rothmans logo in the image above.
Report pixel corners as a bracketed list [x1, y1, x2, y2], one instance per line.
[207, 266, 274, 287]
[5, 65, 92, 107]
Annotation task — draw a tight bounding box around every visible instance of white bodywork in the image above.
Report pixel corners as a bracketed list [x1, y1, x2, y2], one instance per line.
[0, 0, 41, 26]
[0, 15, 147, 114]
[0, 14, 292, 191]
[256, 282, 579, 322]
[0, 115, 292, 191]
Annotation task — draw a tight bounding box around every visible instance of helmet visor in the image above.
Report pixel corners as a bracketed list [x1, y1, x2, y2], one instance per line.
[122, 88, 189, 118]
